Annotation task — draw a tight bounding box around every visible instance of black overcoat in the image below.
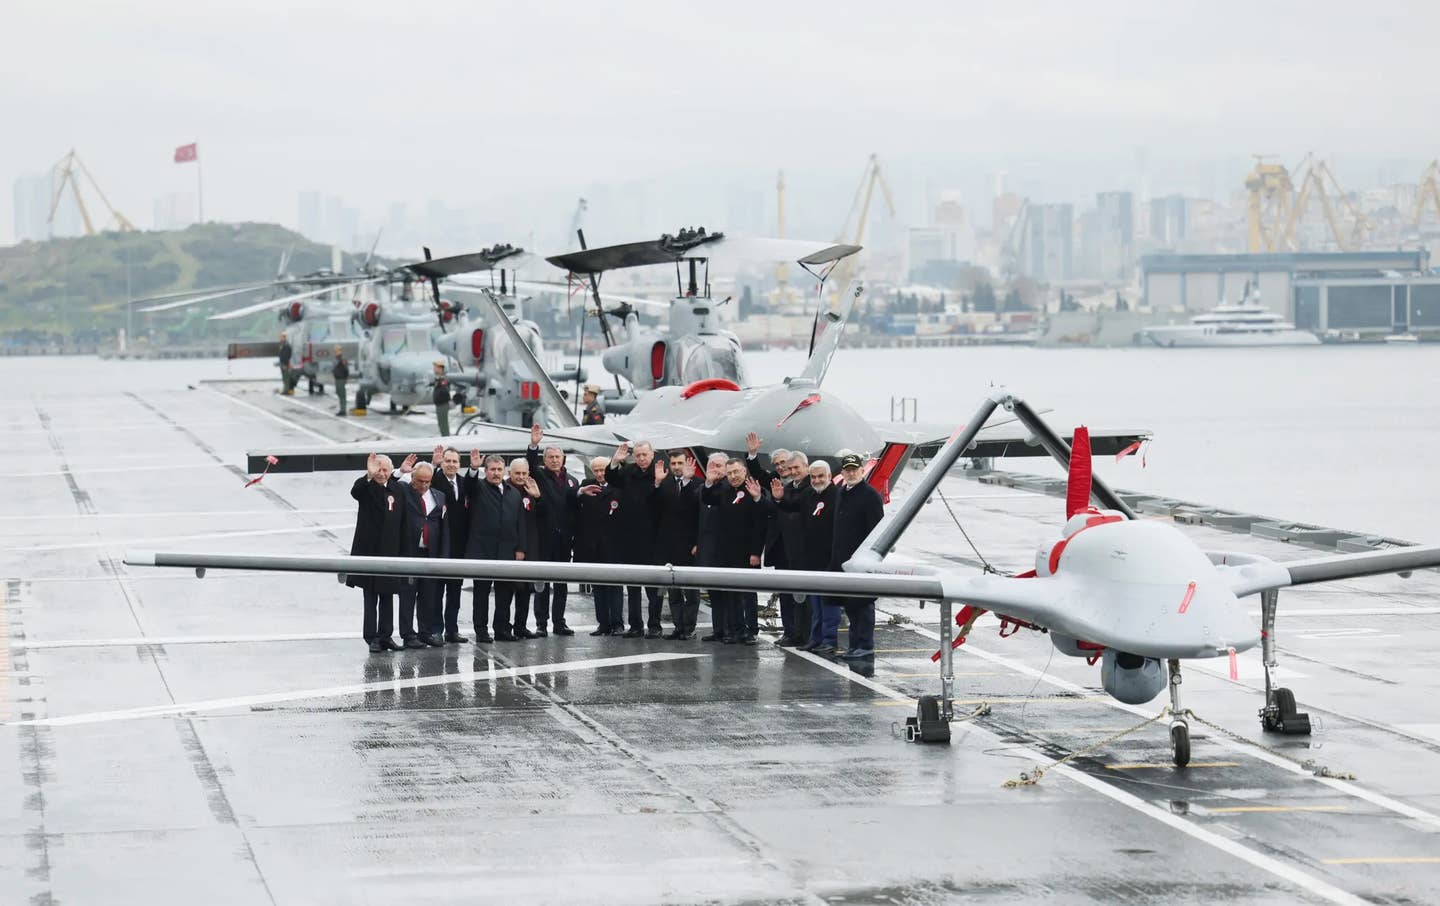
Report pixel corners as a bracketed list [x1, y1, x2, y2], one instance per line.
[605, 460, 660, 565]
[776, 482, 837, 572]
[830, 480, 885, 571]
[347, 475, 410, 592]
[574, 479, 618, 564]
[699, 481, 766, 568]
[653, 475, 701, 566]
[464, 479, 522, 560]
[526, 448, 580, 561]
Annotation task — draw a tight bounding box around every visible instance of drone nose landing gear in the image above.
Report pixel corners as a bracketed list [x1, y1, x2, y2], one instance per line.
[1257, 588, 1313, 736]
[1167, 658, 1190, 768]
[904, 601, 955, 744]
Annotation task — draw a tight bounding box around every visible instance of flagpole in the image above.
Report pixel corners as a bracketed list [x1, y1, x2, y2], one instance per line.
[196, 147, 204, 224]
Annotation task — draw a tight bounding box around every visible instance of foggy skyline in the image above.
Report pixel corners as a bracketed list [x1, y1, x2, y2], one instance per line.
[6, 1, 1438, 248]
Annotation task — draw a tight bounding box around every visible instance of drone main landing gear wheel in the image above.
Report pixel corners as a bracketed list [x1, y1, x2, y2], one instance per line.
[904, 695, 951, 743]
[1167, 658, 1190, 768]
[1257, 589, 1312, 736]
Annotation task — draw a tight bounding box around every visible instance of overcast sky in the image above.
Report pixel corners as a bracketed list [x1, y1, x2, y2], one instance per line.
[5, 1, 1436, 246]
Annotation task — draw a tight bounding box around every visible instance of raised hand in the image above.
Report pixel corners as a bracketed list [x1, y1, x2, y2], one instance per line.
[400, 453, 418, 474]
[530, 423, 543, 447]
[745, 431, 762, 455]
[469, 449, 481, 469]
[653, 460, 667, 486]
[366, 452, 379, 478]
[431, 444, 444, 465]
[745, 477, 761, 500]
[612, 441, 630, 463]
[579, 484, 601, 496]
[770, 477, 784, 499]
[524, 476, 540, 498]
[748, 554, 761, 567]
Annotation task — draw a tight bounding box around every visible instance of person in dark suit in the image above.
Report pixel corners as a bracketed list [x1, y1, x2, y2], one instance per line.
[575, 456, 622, 634]
[654, 449, 702, 638]
[773, 460, 839, 653]
[694, 452, 729, 641]
[503, 457, 544, 639]
[605, 440, 663, 638]
[830, 452, 886, 658]
[464, 451, 523, 642]
[347, 453, 411, 653]
[745, 433, 810, 646]
[396, 458, 449, 648]
[426, 445, 471, 643]
[700, 458, 766, 645]
[525, 424, 580, 636]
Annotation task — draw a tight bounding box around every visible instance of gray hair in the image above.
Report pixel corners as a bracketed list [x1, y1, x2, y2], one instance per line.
[543, 445, 564, 457]
[412, 462, 434, 477]
[590, 456, 610, 470]
[707, 451, 729, 466]
[634, 440, 654, 454]
[789, 451, 809, 467]
[375, 454, 394, 468]
[483, 454, 506, 468]
[508, 457, 529, 471]
[770, 448, 791, 463]
[810, 460, 831, 475]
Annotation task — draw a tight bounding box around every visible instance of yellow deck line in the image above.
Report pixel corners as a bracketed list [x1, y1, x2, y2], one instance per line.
[1322, 857, 1440, 865]
[1206, 805, 1349, 814]
[1106, 761, 1241, 770]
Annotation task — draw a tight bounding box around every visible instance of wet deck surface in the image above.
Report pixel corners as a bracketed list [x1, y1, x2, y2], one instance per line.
[2, 378, 1439, 904]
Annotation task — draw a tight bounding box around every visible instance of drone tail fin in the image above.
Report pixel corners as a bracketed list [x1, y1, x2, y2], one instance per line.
[1065, 426, 1092, 517]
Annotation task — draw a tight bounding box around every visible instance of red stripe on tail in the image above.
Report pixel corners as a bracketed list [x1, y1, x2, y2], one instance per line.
[1065, 426, 1092, 518]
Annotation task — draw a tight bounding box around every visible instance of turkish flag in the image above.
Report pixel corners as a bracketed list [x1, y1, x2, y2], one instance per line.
[174, 142, 198, 163]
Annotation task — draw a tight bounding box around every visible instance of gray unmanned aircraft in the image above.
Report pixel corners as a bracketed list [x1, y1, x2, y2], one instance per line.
[127, 388, 1440, 769]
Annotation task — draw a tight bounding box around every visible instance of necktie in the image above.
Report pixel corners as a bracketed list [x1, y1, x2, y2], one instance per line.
[421, 496, 430, 549]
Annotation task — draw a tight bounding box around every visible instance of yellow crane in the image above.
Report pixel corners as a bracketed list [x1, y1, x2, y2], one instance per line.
[48, 149, 137, 236]
[1413, 160, 1440, 227]
[831, 153, 896, 291]
[1283, 153, 1371, 251]
[1245, 155, 1294, 253]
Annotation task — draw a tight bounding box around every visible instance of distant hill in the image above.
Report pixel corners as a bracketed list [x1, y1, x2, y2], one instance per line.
[0, 222, 393, 336]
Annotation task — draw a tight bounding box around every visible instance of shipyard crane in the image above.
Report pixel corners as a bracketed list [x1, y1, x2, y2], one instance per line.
[48, 149, 137, 236]
[829, 154, 896, 295]
[1283, 153, 1372, 251]
[1413, 160, 1440, 227]
[1245, 155, 1293, 253]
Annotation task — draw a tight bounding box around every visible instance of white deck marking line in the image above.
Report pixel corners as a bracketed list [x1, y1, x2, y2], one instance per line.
[204, 387, 335, 443]
[13, 463, 230, 478]
[892, 615, 1440, 832]
[276, 393, 399, 438]
[10, 622, 717, 648]
[1247, 608, 1440, 617]
[4, 420, 242, 437]
[0, 508, 352, 522]
[14, 523, 353, 553]
[777, 641, 1368, 906]
[7, 652, 703, 727]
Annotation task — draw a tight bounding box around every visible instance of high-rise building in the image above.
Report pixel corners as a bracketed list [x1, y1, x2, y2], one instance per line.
[1149, 194, 1188, 246]
[298, 191, 324, 241]
[1095, 190, 1135, 279]
[12, 174, 51, 242]
[907, 193, 975, 283]
[1027, 203, 1073, 281]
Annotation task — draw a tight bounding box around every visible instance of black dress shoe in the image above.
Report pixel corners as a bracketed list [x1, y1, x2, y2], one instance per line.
[402, 637, 427, 650]
[742, 636, 758, 646]
[589, 628, 608, 637]
[423, 634, 446, 647]
[663, 630, 682, 640]
[367, 640, 384, 653]
[514, 628, 537, 640]
[379, 637, 403, 651]
[775, 636, 797, 648]
[445, 632, 469, 644]
[473, 633, 494, 644]
[722, 636, 737, 645]
[493, 631, 518, 642]
[645, 628, 663, 639]
[623, 628, 645, 638]
[700, 634, 720, 642]
[801, 641, 821, 653]
[554, 626, 575, 636]
[533, 628, 549, 638]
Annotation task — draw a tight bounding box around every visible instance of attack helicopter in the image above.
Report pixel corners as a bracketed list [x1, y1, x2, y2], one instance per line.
[128, 388, 1440, 770]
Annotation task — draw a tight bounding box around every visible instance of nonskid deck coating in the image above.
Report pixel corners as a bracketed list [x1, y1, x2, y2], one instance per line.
[0, 379, 1437, 904]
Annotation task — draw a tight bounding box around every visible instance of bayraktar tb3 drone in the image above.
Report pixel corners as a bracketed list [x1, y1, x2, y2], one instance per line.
[124, 389, 1440, 768]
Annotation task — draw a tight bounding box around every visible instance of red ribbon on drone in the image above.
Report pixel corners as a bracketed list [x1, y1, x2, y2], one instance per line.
[1115, 440, 1148, 468]
[244, 455, 280, 488]
[776, 393, 822, 429]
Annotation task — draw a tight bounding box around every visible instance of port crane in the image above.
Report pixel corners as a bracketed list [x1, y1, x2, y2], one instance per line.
[48, 149, 137, 236]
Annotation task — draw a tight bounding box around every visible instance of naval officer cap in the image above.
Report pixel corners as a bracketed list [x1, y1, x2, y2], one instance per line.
[839, 452, 865, 470]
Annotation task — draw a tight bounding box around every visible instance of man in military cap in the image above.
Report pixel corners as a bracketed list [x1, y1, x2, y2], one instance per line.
[581, 384, 605, 425]
[433, 361, 452, 436]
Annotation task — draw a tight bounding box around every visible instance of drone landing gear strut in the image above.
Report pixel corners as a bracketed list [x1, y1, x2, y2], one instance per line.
[1258, 589, 1312, 735]
[906, 601, 953, 743]
[1167, 658, 1190, 768]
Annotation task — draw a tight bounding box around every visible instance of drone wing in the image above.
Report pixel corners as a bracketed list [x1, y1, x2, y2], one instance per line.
[873, 418, 1151, 459]
[1224, 544, 1440, 598]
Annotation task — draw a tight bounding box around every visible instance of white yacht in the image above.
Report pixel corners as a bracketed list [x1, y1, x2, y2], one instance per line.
[1143, 291, 1320, 348]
